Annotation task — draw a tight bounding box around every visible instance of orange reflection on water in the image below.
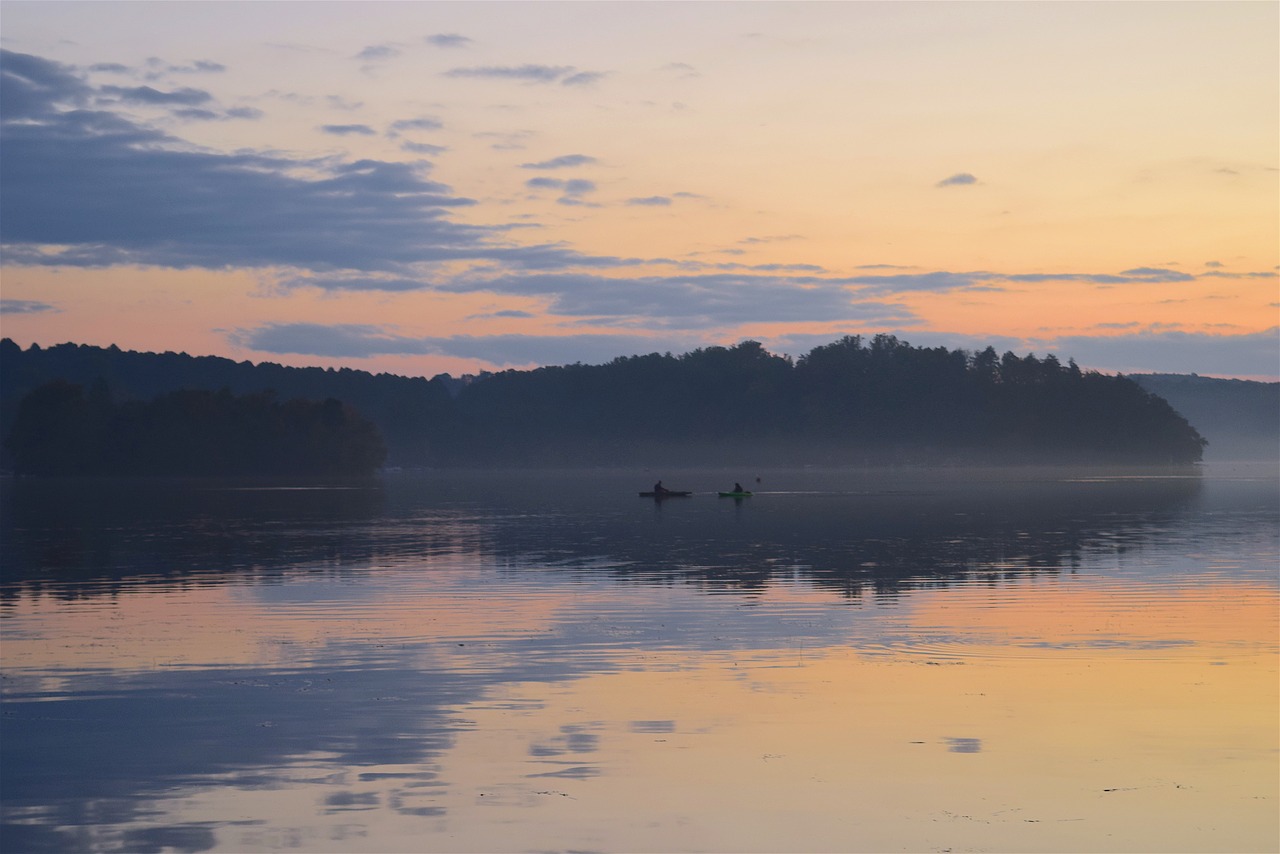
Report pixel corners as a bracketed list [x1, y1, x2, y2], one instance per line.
[904, 577, 1279, 654]
[4, 567, 1275, 852]
[0, 565, 581, 674]
[429, 580, 1277, 854]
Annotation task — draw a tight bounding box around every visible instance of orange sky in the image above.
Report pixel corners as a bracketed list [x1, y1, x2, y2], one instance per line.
[1, 2, 1276, 378]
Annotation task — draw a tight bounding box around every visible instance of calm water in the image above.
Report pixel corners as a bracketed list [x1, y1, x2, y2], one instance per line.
[1, 465, 1276, 854]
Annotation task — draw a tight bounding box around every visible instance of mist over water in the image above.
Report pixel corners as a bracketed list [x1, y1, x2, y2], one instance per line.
[1, 464, 1276, 853]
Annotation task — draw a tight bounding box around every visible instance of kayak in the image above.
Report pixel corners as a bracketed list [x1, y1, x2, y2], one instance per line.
[718, 491, 753, 497]
[639, 491, 692, 497]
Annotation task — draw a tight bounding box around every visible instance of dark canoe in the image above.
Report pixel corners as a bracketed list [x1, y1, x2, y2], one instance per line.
[718, 491, 753, 497]
[639, 491, 693, 497]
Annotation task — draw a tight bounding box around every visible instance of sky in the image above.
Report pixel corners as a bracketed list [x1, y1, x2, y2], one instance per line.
[1, 1, 1276, 380]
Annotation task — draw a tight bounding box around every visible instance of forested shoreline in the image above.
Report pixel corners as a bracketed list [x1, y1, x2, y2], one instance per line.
[2, 335, 1213, 472]
[4, 381, 386, 476]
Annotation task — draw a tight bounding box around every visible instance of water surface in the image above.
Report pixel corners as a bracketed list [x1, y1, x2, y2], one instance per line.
[2, 466, 1276, 853]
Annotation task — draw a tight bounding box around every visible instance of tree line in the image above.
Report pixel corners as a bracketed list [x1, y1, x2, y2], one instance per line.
[1, 335, 1208, 472]
[4, 380, 386, 476]
[445, 336, 1206, 465]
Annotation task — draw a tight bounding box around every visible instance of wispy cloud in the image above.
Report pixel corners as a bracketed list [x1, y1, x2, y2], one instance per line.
[739, 234, 804, 245]
[1201, 270, 1278, 280]
[400, 141, 448, 155]
[660, 62, 700, 79]
[388, 117, 444, 134]
[525, 176, 597, 205]
[425, 34, 472, 49]
[443, 64, 576, 83]
[273, 274, 434, 293]
[355, 44, 401, 63]
[230, 322, 702, 366]
[440, 272, 917, 329]
[442, 64, 605, 86]
[562, 71, 607, 87]
[320, 123, 377, 136]
[0, 298, 59, 315]
[100, 84, 213, 106]
[520, 154, 597, 170]
[936, 172, 978, 188]
[475, 129, 535, 151]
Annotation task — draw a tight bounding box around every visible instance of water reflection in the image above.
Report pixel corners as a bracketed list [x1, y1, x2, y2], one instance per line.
[1, 467, 1276, 853]
[0, 467, 1226, 600]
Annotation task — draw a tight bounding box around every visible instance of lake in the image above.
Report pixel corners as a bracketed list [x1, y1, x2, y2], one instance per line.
[1, 465, 1276, 853]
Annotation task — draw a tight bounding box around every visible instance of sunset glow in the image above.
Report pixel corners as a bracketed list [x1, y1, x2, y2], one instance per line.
[1, 1, 1276, 378]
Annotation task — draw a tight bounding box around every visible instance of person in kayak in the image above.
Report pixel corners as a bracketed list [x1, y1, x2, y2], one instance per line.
[653, 480, 669, 494]
[732, 482, 744, 493]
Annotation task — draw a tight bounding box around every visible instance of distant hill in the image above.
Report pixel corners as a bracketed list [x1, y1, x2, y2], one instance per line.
[0, 338, 455, 469]
[2, 336, 1210, 469]
[1130, 374, 1279, 462]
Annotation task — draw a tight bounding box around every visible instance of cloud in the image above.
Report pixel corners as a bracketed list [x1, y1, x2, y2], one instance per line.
[936, 172, 978, 188]
[520, 154, 597, 170]
[356, 44, 401, 63]
[469, 309, 536, 319]
[475, 129, 534, 150]
[525, 176, 597, 205]
[1201, 270, 1278, 280]
[562, 71, 607, 87]
[846, 271, 988, 294]
[100, 84, 213, 106]
[320, 124, 378, 136]
[273, 274, 434, 292]
[136, 56, 227, 81]
[1004, 268, 1196, 285]
[400, 141, 448, 155]
[1, 51, 93, 119]
[841, 267, 1211, 295]
[627, 196, 672, 206]
[230, 323, 435, 358]
[440, 272, 918, 329]
[1, 50, 572, 274]
[443, 64, 576, 83]
[660, 62, 700, 78]
[525, 177, 565, 190]
[231, 322, 703, 366]
[1118, 267, 1195, 281]
[425, 34, 472, 49]
[0, 298, 59, 315]
[171, 60, 226, 75]
[388, 117, 444, 134]
[325, 95, 363, 111]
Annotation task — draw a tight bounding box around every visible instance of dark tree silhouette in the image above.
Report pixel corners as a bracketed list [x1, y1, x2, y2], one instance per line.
[2, 336, 1209, 470]
[5, 382, 386, 476]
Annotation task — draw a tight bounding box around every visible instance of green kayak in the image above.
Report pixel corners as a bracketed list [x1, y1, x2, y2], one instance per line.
[718, 491, 753, 498]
